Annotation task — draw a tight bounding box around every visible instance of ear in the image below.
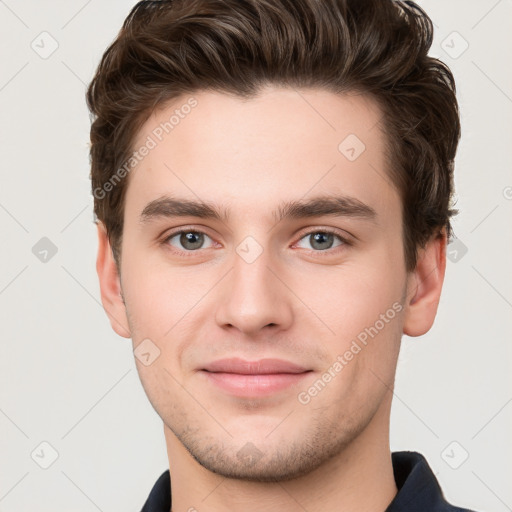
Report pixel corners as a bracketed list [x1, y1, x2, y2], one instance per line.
[402, 229, 447, 337]
[96, 221, 131, 338]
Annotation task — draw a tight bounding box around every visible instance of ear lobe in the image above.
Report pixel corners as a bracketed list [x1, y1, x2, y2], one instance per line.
[96, 221, 131, 338]
[402, 229, 447, 337]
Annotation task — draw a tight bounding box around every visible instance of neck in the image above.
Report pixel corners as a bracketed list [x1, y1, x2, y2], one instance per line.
[165, 397, 397, 512]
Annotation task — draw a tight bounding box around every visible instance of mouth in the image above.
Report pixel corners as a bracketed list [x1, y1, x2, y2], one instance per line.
[199, 358, 313, 397]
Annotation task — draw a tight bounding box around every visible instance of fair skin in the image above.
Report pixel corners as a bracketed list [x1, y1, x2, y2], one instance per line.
[96, 86, 446, 512]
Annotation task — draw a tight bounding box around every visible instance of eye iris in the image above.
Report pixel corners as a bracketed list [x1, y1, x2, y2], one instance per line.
[310, 232, 334, 250]
[180, 232, 203, 250]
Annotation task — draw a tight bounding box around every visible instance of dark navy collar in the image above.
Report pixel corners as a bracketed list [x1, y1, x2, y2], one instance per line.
[385, 452, 476, 512]
[140, 451, 477, 512]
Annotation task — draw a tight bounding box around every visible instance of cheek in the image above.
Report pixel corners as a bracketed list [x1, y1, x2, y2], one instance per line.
[294, 258, 404, 397]
[292, 260, 402, 343]
[121, 252, 193, 337]
[300, 268, 403, 410]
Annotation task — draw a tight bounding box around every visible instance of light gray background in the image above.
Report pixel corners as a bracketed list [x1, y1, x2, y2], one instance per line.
[1, 1, 511, 510]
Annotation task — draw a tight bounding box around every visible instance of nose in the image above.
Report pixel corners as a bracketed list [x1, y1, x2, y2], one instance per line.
[214, 245, 293, 337]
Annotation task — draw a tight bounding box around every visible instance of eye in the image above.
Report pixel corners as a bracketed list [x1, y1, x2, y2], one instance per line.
[161, 227, 351, 257]
[164, 230, 215, 252]
[295, 229, 349, 252]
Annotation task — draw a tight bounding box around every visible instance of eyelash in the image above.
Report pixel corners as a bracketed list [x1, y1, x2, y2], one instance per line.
[161, 227, 352, 258]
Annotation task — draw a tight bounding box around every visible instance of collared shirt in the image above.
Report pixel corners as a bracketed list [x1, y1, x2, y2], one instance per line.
[140, 451, 478, 512]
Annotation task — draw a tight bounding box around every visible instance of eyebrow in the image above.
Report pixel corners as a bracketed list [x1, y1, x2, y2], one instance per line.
[139, 194, 377, 225]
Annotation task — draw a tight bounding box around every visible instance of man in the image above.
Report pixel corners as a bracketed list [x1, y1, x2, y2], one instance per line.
[87, 0, 477, 510]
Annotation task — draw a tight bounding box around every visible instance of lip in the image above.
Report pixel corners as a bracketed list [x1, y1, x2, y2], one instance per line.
[202, 357, 310, 374]
[200, 358, 312, 397]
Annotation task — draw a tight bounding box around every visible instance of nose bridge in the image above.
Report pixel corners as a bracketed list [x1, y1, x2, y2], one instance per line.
[214, 237, 293, 334]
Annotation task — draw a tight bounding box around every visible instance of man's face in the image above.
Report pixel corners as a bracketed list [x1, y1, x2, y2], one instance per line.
[114, 87, 411, 480]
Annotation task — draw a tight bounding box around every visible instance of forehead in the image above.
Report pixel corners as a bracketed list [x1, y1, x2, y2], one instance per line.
[125, 87, 398, 225]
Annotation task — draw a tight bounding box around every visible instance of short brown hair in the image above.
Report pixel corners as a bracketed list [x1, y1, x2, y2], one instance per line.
[86, 0, 460, 273]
